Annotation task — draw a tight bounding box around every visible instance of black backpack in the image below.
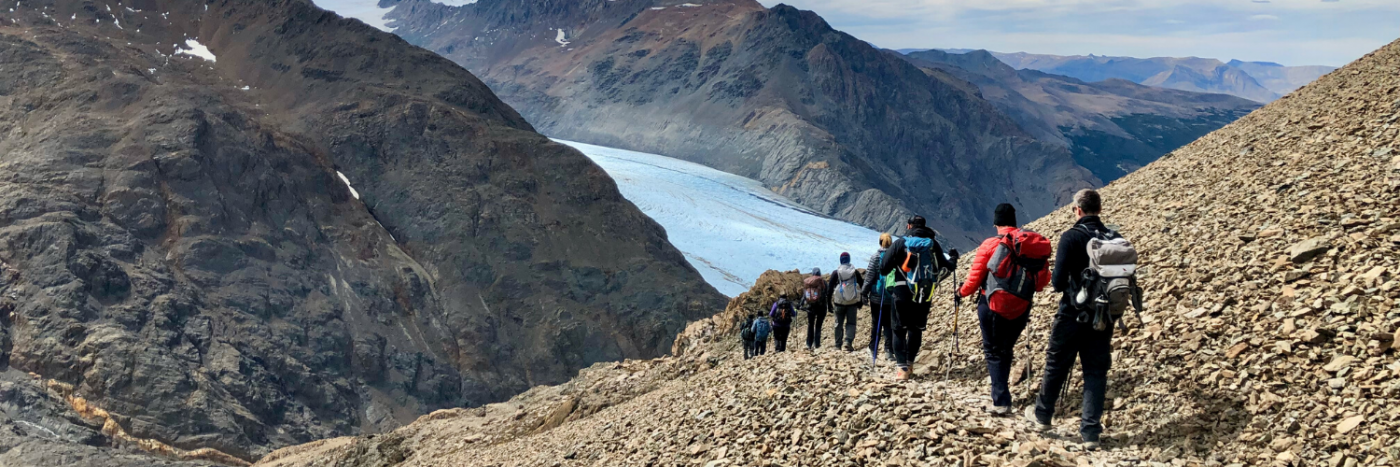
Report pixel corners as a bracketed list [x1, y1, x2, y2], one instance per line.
[740, 317, 756, 341]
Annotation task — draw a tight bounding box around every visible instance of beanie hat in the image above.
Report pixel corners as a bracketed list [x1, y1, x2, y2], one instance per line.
[810, 268, 821, 276]
[993, 203, 1017, 227]
[839, 252, 851, 265]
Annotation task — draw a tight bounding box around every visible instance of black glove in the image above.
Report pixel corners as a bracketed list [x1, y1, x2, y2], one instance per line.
[954, 294, 963, 308]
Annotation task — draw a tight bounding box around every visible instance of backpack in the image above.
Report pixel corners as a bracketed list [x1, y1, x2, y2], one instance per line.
[981, 229, 1053, 320]
[1072, 226, 1144, 330]
[770, 299, 794, 326]
[833, 264, 861, 305]
[740, 317, 756, 341]
[872, 251, 887, 297]
[802, 276, 825, 309]
[752, 316, 772, 341]
[888, 236, 950, 304]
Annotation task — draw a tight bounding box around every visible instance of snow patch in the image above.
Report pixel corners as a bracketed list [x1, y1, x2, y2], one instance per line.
[554, 28, 569, 46]
[175, 39, 216, 62]
[337, 171, 361, 200]
[560, 140, 881, 297]
[681, 3, 701, 6]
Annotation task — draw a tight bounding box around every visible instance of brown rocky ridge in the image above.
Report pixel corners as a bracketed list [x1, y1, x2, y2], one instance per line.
[253, 35, 1400, 467]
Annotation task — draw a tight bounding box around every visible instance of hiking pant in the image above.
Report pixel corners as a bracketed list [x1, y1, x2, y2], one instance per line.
[833, 304, 858, 348]
[977, 296, 1030, 408]
[806, 310, 826, 349]
[1033, 302, 1114, 442]
[869, 295, 894, 358]
[743, 339, 755, 359]
[773, 327, 790, 353]
[891, 299, 931, 369]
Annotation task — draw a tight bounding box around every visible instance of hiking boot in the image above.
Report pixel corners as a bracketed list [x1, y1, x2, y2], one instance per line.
[987, 406, 1011, 416]
[844, 344, 854, 352]
[1023, 406, 1051, 432]
[886, 352, 896, 362]
[1083, 440, 1101, 451]
[895, 367, 910, 381]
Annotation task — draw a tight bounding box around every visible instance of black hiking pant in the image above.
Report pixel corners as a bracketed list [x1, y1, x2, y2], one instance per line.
[869, 294, 894, 358]
[743, 339, 756, 359]
[891, 299, 931, 369]
[773, 327, 790, 352]
[1033, 301, 1114, 442]
[805, 310, 827, 349]
[754, 338, 768, 356]
[833, 304, 858, 348]
[977, 296, 1030, 408]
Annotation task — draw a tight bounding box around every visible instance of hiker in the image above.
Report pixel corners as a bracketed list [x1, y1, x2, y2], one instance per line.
[878, 215, 953, 380]
[740, 313, 758, 359]
[829, 252, 864, 351]
[770, 293, 795, 353]
[863, 233, 895, 361]
[752, 311, 772, 357]
[957, 204, 1051, 416]
[801, 268, 830, 351]
[1026, 189, 1124, 450]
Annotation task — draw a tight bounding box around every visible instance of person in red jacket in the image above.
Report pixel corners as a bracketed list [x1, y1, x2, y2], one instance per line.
[957, 204, 1051, 415]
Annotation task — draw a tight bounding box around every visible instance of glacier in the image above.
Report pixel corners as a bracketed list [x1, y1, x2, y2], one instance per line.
[559, 140, 882, 297]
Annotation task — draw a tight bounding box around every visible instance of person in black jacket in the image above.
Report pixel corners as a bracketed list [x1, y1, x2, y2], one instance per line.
[863, 233, 895, 361]
[878, 215, 949, 380]
[1026, 189, 1113, 450]
[827, 252, 864, 351]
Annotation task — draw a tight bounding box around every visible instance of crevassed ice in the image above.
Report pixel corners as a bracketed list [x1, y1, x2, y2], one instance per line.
[560, 140, 881, 297]
[310, 0, 398, 32]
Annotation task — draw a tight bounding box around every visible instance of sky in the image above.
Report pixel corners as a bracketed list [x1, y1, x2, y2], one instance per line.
[758, 0, 1400, 66]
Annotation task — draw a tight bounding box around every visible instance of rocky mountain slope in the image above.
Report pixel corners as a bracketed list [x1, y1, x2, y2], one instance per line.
[904, 49, 1260, 182]
[254, 36, 1399, 467]
[0, 0, 722, 465]
[378, 0, 1099, 244]
[990, 52, 1336, 103]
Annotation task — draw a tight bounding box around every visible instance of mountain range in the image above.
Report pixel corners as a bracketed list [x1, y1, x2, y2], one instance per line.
[987, 52, 1336, 103]
[901, 49, 1260, 182]
[375, 0, 1273, 247]
[0, 0, 722, 464]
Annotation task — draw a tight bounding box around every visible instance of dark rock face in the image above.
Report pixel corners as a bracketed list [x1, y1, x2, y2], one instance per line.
[903, 49, 1260, 182]
[0, 0, 723, 464]
[385, 0, 1099, 245]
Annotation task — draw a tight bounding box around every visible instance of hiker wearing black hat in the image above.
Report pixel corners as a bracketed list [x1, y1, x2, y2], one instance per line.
[828, 252, 864, 351]
[1026, 189, 1115, 450]
[802, 268, 831, 351]
[878, 215, 953, 380]
[957, 204, 1051, 416]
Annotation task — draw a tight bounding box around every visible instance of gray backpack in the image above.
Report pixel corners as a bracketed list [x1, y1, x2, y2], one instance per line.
[833, 264, 861, 305]
[1073, 226, 1144, 330]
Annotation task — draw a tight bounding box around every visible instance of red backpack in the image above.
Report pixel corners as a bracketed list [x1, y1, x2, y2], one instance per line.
[981, 229, 1052, 319]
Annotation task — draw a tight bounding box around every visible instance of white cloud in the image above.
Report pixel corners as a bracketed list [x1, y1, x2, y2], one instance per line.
[1248, 14, 1281, 20]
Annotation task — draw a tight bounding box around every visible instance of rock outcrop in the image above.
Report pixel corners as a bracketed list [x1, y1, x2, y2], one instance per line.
[0, 0, 723, 464]
[254, 37, 1399, 467]
[383, 0, 1099, 244]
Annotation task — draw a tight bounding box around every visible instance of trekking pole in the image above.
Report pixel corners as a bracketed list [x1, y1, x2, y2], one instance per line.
[945, 270, 960, 379]
[872, 293, 884, 365]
